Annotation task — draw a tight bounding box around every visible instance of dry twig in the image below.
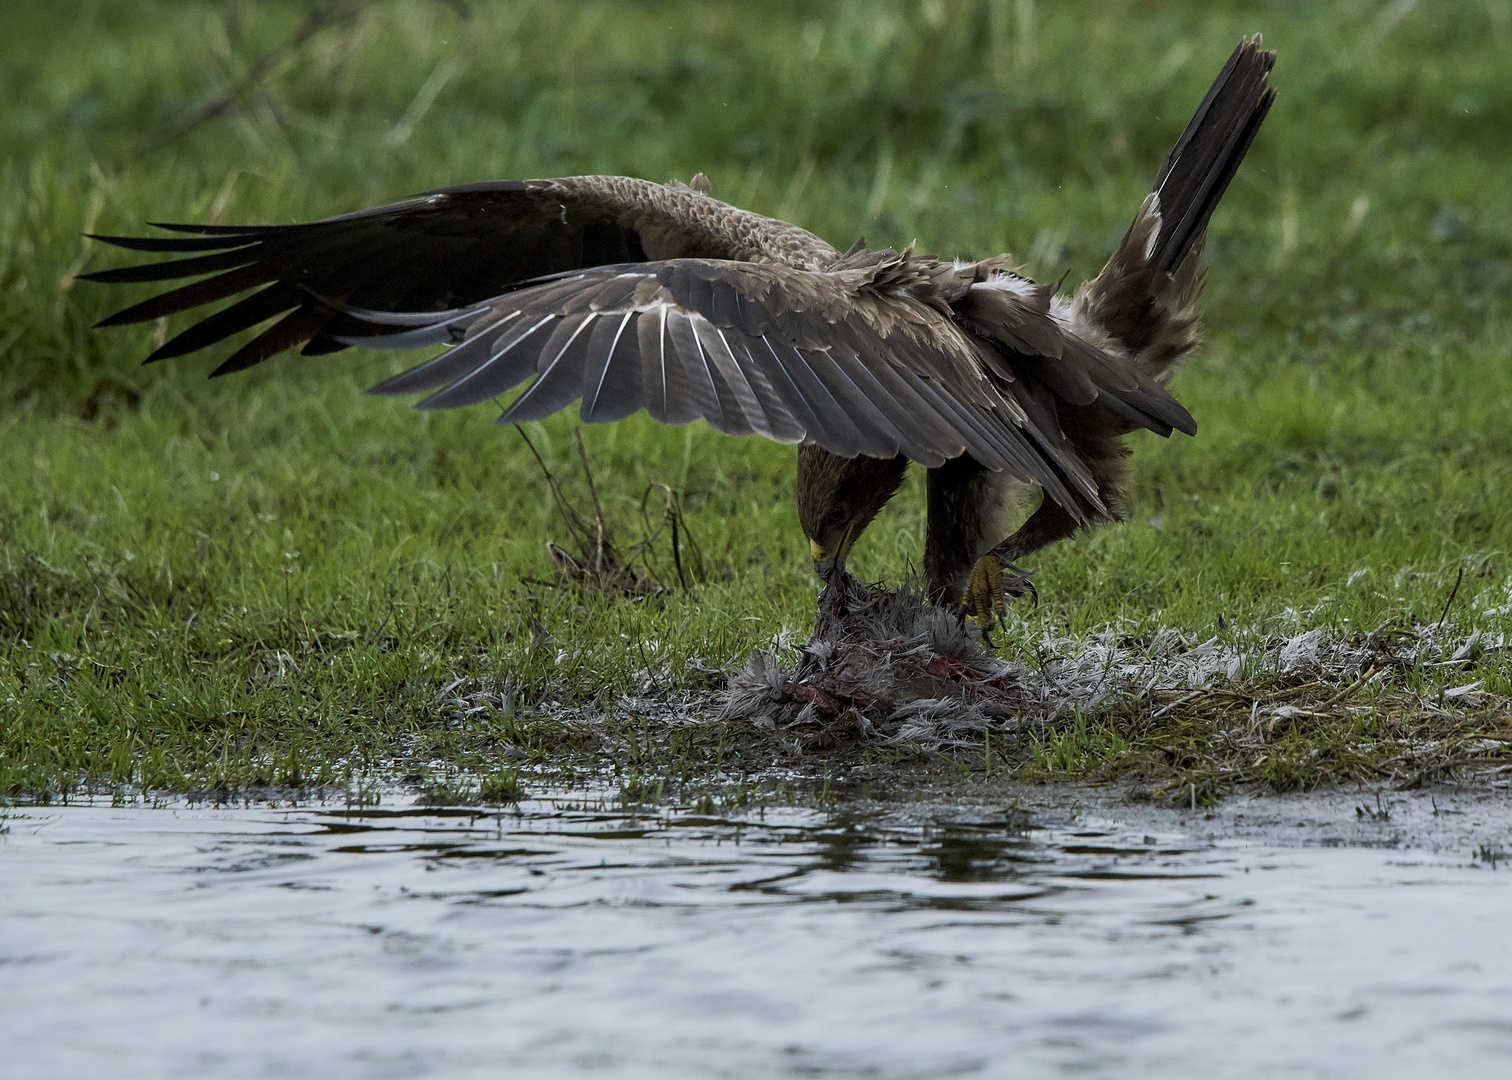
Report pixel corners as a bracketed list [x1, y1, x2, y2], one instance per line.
[514, 427, 704, 597]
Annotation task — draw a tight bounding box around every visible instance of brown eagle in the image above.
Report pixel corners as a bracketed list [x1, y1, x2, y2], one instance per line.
[83, 38, 1275, 623]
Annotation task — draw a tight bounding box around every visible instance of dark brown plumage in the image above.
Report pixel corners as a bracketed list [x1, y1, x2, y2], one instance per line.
[81, 37, 1275, 622]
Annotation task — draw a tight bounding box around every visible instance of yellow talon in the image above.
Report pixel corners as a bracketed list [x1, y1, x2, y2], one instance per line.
[961, 554, 1037, 636]
[962, 554, 1005, 629]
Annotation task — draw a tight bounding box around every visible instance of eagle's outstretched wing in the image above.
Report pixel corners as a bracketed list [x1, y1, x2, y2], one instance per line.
[79, 175, 838, 375]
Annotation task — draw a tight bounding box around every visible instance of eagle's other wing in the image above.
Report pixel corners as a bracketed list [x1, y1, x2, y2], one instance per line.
[953, 274, 1198, 440]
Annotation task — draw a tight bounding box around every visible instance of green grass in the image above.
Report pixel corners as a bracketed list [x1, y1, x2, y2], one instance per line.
[3, 0, 1512, 800]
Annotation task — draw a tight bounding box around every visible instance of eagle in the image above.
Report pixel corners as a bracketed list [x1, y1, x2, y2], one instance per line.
[83, 37, 1275, 625]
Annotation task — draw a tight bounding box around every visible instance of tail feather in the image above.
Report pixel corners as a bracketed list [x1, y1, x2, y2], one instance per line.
[1066, 35, 1275, 378]
[1147, 35, 1277, 275]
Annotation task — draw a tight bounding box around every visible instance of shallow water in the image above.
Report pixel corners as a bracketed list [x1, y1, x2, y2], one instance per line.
[3, 786, 1512, 1079]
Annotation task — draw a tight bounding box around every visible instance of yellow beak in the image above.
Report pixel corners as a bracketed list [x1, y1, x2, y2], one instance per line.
[810, 522, 857, 576]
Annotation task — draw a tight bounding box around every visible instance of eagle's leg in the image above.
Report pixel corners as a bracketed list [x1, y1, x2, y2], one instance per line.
[924, 454, 1014, 612]
[969, 420, 1134, 624]
[989, 500, 1081, 562]
[959, 501, 1074, 630]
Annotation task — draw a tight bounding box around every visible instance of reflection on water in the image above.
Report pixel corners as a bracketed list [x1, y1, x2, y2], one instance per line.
[3, 788, 1512, 1079]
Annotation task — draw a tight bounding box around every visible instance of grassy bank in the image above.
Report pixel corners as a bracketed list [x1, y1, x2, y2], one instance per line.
[3, 0, 1511, 801]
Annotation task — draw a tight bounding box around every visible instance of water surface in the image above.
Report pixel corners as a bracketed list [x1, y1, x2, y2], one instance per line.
[3, 786, 1511, 1078]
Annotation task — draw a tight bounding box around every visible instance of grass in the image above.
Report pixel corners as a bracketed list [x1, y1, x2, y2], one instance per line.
[2, 0, 1512, 801]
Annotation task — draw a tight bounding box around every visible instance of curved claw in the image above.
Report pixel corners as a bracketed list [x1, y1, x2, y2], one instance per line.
[960, 554, 1038, 640]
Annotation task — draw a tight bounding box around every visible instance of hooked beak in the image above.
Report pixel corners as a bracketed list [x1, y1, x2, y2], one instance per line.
[810, 522, 858, 580]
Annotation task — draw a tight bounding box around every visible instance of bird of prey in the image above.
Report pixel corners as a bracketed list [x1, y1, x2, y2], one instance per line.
[83, 37, 1275, 625]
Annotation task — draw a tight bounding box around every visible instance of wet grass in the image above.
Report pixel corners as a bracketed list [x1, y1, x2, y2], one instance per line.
[1016, 667, 1512, 806]
[3, 0, 1512, 801]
